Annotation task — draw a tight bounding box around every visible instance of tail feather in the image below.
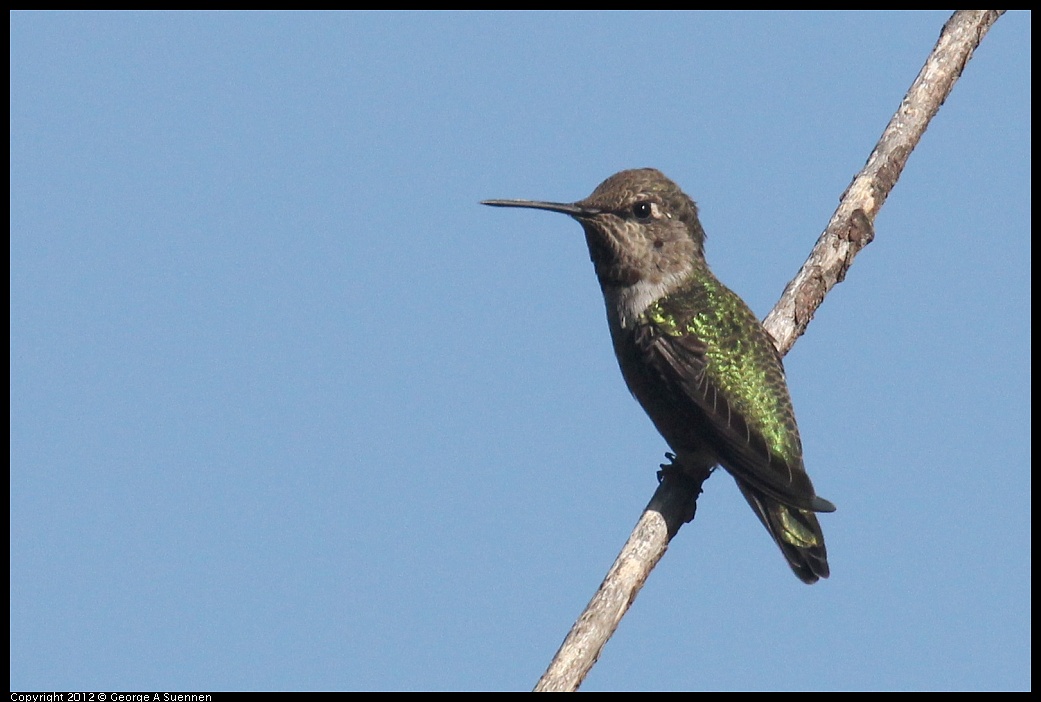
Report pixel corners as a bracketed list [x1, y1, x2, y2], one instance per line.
[736, 480, 830, 584]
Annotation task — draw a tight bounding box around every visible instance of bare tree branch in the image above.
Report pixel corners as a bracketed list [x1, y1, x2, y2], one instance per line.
[534, 10, 1006, 693]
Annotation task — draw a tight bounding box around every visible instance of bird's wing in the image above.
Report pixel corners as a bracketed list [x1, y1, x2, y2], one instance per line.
[633, 311, 833, 514]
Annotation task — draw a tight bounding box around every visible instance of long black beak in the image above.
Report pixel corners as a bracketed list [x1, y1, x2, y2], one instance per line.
[481, 199, 599, 218]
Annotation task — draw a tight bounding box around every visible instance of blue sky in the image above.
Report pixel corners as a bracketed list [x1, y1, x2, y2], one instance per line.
[10, 11, 1030, 692]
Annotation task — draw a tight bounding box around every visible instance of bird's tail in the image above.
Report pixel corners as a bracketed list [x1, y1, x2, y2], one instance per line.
[736, 480, 830, 584]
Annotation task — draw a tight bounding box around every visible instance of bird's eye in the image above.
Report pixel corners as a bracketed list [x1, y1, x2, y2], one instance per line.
[632, 202, 653, 220]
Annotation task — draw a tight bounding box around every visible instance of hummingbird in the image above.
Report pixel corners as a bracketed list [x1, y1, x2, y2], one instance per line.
[482, 168, 836, 583]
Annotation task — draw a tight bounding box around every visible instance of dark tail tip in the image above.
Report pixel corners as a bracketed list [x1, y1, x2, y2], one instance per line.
[737, 481, 831, 584]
